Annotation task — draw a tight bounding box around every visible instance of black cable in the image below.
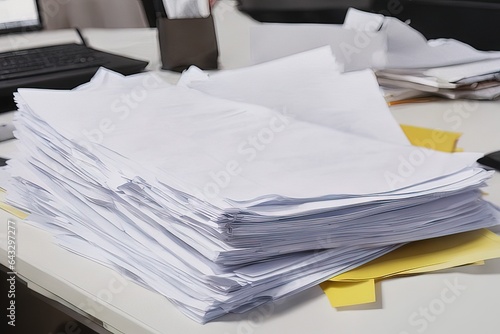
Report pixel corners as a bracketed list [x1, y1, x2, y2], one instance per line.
[75, 27, 88, 47]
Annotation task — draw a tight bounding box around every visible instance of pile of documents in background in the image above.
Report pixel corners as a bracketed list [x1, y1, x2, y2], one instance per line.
[348, 9, 500, 101]
[3, 48, 500, 323]
[249, 8, 500, 102]
[371, 11, 500, 102]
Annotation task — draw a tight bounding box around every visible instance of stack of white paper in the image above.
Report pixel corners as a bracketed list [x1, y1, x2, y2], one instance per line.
[3, 49, 499, 323]
[248, 8, 500, 101]
[376, 59, 500, 100]
[161, 0, 210, 19]
[344, 9, 500, 101]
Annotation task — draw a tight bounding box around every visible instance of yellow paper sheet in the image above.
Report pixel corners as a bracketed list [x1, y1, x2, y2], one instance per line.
[0, 189, 30, 219]
[322, 229, 500, 307]
[332, 229, 500, 282]
[402, 260, 484, 275]
[400, 124, 462, 153]
[320, 279, 376, 308]
[0, 202, 30, 220]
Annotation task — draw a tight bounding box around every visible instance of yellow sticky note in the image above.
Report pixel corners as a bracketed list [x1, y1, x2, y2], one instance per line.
[320, 279, 376, 308]
[400, 124, 462, 153]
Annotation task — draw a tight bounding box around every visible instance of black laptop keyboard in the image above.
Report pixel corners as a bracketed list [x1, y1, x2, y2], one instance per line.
[0, 43, 106, 80]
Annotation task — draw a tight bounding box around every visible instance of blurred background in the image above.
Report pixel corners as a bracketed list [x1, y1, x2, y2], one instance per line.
[236, 0, 500, 51]
[37, 0, 500, 50]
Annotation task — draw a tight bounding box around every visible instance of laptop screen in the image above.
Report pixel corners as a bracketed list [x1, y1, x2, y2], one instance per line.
[0, 0, 42, 34]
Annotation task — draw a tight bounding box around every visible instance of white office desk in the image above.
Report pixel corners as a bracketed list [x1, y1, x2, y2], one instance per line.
[1, 3, 500, 334]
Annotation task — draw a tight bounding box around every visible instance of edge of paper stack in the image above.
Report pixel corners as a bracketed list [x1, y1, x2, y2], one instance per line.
[1, 44, 499, 323]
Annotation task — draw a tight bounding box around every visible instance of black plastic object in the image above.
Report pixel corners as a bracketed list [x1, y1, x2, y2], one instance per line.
[477, 151, 500, 171]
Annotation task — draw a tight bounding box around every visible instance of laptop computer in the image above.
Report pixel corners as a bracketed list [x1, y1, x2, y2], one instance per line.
[0, 0, 149, 113]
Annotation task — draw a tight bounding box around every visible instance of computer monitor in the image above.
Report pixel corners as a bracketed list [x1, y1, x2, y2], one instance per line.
[0, 0, 43, 34]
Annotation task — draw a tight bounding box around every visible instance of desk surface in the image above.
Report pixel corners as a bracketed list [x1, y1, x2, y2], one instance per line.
[1, 2, 500, 334]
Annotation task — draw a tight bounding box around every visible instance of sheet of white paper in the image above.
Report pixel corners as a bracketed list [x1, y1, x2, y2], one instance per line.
[368, 9, 500, 69]
[162, 0, 210, 19]
[181, 47, 409, 145]
[249, 22, 387, 72]
[424, 58, 500, 83]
